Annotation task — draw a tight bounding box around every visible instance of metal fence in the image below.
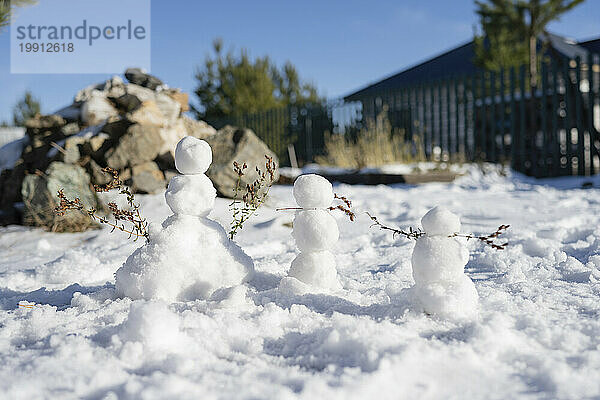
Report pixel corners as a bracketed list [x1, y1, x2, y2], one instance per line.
[208, 54, 600, 177]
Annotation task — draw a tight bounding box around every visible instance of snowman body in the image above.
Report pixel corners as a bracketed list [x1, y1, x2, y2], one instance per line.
[115, 136, 254, 302]
[411, 206, 478, 319]
[284, 174, 341, 291]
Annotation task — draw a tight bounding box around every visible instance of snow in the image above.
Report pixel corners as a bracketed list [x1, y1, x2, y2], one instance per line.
[174, 136, 212, 175]
[292, 209, 339, 252]
[287, 251, 340, 290]
[115, 137, 253, 302]
[165, 173, 216, 216]
[293, 174, 334, 208]
[420, 205, 461, 235]
[1, 164, 600, 399]
[411, 207, 479, 320]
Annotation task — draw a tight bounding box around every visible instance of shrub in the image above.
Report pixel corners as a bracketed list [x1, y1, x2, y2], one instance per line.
[315, 110, 426, 168]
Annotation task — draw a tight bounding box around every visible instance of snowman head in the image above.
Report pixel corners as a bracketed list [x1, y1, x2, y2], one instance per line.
[421, 206, 461, 236]
[293, 174, 334, 208]
[174, 136, 212, 175]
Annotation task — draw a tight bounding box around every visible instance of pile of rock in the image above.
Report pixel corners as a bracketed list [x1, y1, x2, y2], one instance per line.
[0, 68, 279, 229]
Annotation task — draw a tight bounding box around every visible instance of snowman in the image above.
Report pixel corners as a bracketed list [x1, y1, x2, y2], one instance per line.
[115, 136, 254, 302]
[280, 174, 341, 292]
[411, 206, 478, 320]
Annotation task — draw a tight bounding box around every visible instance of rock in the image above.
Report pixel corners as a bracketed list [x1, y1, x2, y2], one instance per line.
[81, 91, 119, 126]
[21, 162, 98, 232]
[25, 114, 66, 140]
[182, 115, 217, 139]
[126, 100, 165, 126]
[155, 92, 181, 124]
[86, 133, 111, 158]
[0, 162, 25, 209]
[60, 122, 81, 137]
[166, 90, 189, 112]
[131, 161, 165, 194]
[87, 159, 111, 186]
[61, 136, 86, 164]
[125, 83, 156, 103]
[164, 169, 178, 182]
[106, 123, 164, 169]
[111, 93, 142, 112]
[206, 126, 279, 197]
[125, 68, 163, 90]
[101, 117, 133, 139]
[158, 119, 187, 156]
[75, 76, 126, 103]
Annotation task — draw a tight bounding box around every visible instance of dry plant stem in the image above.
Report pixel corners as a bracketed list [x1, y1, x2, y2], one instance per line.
[367, 212, 509, 250]
[54, 167, 149, 241]
[229, 156, 277, 239]
[275, 193, 356, 222]
[366, 212, 425, 239]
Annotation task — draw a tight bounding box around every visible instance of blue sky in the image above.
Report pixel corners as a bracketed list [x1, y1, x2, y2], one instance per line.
[1, 0, 598, 123]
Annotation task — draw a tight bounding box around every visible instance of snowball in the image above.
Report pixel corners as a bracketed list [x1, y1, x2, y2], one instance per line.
[415, 275, 479, 320]
[165, 174, 216, 216]
[292, 210, 339, 252]
[174, 136, 212, 175]
[293, 174, 334, 208]
[288, 250, 341, 290]
[115, 214, 254, 302]
[421, 206, 461, 236]
[411, 236, 468, 285]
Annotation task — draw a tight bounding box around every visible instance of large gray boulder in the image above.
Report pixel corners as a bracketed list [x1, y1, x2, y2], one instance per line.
[131, 161, 165, 194]
[106, 123, 164, 169]
[21, 162, 98, 232]
[206, 126, 279, 198]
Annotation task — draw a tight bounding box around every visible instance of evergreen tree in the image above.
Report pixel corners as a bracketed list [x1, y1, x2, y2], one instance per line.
[474, 0, 584, 86]
[12, 90, 40, 126]
[193, 39, 321, 121]
[0, 0, 37, 33]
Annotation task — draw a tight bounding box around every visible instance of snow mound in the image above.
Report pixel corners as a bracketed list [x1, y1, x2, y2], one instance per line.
[115, 215, 253, 302]
[118, 300, 184, 351]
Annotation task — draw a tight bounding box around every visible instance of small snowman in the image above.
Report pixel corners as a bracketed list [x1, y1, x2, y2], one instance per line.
[115, 136, 254, 302]
[411, 206, 478, 320]
[280, 174, 341, 292]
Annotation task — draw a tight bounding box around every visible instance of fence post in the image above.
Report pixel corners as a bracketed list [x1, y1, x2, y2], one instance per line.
[590, 53, 599, 175]
[574, 57, 586, 175]
[490, 70, 497, 162]
[519, 65, 527, 174]
[541, 61, 549, 177]
[550, 57, 561, 176]
[480, 71, 487, 161]
[499, 69, 505, 161]
[428, 83, 434, 159]
[454, 77, 460, 157]
[563, 58, 574, 175]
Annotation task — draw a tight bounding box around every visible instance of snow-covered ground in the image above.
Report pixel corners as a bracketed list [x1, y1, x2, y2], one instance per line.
[1, 165, 600, 399]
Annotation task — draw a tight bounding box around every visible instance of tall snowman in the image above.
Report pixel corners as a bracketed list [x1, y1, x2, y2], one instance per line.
[411, 206, 478, 320]
[115, 136, 254, 302]
[281, 174, 341, 291]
